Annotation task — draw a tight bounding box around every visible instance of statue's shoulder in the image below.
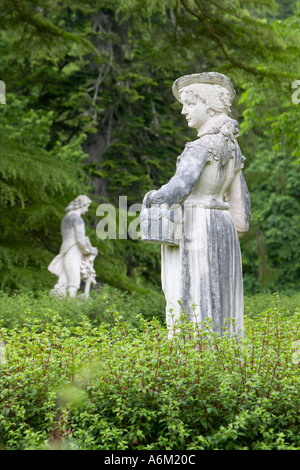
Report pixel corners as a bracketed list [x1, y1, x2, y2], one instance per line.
[185, 134, 215, 148]
[183, 135, 219, 162]
[178, 118, 241, 166]
[198, 116, 240, 148]
[63, 212, 84, 225]
[193, 116, 239, 141]
[218, 117, 240, 142]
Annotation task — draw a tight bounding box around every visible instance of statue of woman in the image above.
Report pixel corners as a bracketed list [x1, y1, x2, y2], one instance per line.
[48, 195, 98, 298]
[142, 72, 251, 337]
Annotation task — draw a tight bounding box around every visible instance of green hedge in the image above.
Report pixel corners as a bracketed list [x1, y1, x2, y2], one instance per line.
[0, 306, 299, 450]
[244, 292, 300, 317]
[1, 288, 299, 331]
[0, 286, 166, 329]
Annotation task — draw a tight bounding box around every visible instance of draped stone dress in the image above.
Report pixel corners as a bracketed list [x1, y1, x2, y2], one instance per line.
[48, 212, 93, 295]
[151, 117, 251, 337]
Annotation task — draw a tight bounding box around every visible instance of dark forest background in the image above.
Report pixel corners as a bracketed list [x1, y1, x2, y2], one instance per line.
[1, 0, 300, 297]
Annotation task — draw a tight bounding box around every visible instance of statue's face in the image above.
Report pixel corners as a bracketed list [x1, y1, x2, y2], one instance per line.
[81, 202, 90, 214]
[180, 90, 209, 130]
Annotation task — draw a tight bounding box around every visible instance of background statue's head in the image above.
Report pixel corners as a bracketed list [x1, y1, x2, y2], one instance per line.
[65, 195, 92, 213]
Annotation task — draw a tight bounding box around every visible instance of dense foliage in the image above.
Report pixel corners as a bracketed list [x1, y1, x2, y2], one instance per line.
[1, 287, 300, 329]
[0, 286, 166, 329]
[1, 0, 300, 293]
[0, 294, 299, 450]
[1, 2, 299, 452]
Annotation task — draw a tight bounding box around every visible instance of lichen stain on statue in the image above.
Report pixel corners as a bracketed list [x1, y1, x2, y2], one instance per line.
[48, 195, 98, 299]
[141, 72, 251, 338]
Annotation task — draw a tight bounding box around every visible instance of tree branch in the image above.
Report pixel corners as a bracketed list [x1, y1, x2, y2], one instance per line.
[179, 0, 259, 75]
[10, 0, 97, 53]
[207, 0, 244, 20]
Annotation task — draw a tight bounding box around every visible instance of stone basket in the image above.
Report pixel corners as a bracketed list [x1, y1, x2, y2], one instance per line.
[140, 193, 182, 247]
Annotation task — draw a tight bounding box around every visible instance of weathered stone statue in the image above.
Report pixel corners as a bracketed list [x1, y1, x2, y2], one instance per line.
[141, 72, 251, 337]
[48, 195, 98, 298]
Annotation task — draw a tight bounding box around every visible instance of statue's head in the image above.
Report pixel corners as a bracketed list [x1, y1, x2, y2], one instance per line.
[65, 195, 92, 213]
[172, 72, 235, 131]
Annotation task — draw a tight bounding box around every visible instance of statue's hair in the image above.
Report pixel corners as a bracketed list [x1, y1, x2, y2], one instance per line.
[179, 83, 232, 114]
[65, 195, 92, 212]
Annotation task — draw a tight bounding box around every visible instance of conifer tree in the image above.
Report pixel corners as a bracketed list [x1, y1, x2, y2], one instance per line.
[1, 0, 299, 293]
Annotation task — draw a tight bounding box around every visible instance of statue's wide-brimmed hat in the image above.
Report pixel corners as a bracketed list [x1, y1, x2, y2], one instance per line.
[172, 72, 236, 104]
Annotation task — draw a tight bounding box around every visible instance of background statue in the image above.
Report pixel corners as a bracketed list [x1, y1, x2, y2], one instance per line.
[48, 195, 98, 298]
[141, 72, 251, 337]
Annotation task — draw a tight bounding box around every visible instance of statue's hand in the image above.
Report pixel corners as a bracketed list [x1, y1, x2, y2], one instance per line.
[143, 190, 157, 208]
[150, 191, 165, 205]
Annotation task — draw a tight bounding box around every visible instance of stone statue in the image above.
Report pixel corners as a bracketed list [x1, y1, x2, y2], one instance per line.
[48, 195, 98, 298]
[141, 72, 251, 337]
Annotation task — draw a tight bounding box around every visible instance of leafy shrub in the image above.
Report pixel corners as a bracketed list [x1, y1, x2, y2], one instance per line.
[2, 289, 299, 333]
[244, 292, 300, 317]
[0, 286, 166, 330]
[0, 305, 299, 450]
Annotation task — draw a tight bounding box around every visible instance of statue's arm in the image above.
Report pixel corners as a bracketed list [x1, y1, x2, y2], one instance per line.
[227, 170, 251, 238]
[73, 217, 94, 254]
[149, 144, 209, 207]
